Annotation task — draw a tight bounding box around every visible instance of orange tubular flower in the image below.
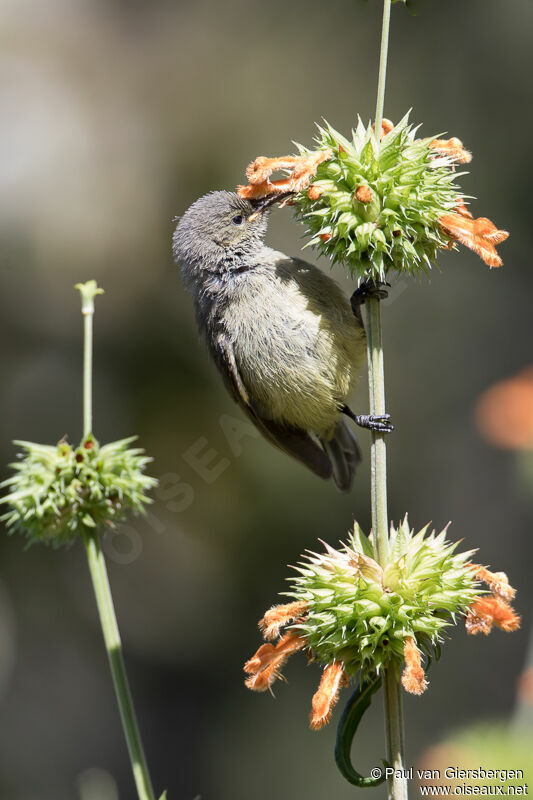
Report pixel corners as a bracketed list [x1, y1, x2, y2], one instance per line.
[455, 199, 473, 218]
[465, 565, 520, 635]
[310, 662, 347, 730]
[401, 637, 428, 696]
[429, 137, 472, 164]
[259, 601, 309, 640]
[244, 600, 353, 730]
[244, 631, 307, 692]
[465, 596, 521, 636]
[438, 213, 509, 268]
[471, 565, 516, 602]
[237, 149, 333, 200]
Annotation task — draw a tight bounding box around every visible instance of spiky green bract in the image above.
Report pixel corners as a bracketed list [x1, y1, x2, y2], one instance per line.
[287, 517, 479, 684]
[293, 113, 466, 281]
[0, 435, 157, 547]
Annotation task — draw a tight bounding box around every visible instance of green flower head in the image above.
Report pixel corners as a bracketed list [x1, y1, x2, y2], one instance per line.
[287, 517, 479, 682]
[293, 114, 467, 281]
[0, 435, 157, 547]
[238, 114, 509, 276]
[244, 518, 519, 731]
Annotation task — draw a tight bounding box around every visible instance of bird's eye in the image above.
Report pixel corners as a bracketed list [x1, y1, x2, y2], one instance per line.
[232, 215, 244, 225]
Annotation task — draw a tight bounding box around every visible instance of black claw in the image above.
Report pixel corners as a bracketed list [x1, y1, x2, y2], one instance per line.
[354, 414, 394, 434]
[350, 280, 390, 314]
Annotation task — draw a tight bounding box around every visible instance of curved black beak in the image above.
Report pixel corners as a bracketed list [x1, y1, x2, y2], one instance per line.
[247, 191, 295, 221]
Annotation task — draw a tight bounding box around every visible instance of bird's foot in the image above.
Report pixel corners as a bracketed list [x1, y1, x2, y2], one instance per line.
[350, 280, 390, 315]
[354, 413, 394, 433]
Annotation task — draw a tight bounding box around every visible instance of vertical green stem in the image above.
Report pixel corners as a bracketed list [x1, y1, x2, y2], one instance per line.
[83, 530, 156, 800]
[366, 298, 389, 567]
[77, 282, 156, 800]
[366, 299, 408, 800]
[367, 4, 408, 799]
[83, 310, 93, 437]
[374, 0, 392, 142]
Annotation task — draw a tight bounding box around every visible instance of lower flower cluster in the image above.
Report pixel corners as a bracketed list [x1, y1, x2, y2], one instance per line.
[244, 518, 519, 730]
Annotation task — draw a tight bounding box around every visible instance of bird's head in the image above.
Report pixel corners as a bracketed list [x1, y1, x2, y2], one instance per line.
[172, 190, 273, 276]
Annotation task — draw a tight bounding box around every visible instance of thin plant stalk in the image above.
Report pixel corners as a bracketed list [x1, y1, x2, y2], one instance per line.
[79, 286, 156, 800]
[366, 297, 389, 567]
[366, 2, 408, 799]
[374, 0, 392, 144]
[365, 298, 407, 800]
[83, 299, 94, 437]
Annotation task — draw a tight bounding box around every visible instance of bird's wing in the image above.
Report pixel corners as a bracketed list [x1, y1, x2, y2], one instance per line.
[211, 331, 333, 480]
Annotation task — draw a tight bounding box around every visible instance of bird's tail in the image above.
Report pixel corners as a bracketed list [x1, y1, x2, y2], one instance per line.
[321, 419, 361, 493]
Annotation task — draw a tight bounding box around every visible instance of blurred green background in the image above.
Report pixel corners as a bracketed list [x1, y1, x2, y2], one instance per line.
[0, 0, 531, 798]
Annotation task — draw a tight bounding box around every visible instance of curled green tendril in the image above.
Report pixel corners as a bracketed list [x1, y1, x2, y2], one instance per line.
[334, 674, 387, 787]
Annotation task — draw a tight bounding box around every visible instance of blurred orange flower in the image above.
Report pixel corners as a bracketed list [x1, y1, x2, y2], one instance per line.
[476, 367, 533, 450]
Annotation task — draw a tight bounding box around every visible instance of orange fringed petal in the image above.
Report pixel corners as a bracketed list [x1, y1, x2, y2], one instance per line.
[430, 137, 472, 164]
[465, 596, 521, 635]
[244, 642, 278, 675]
[237, 181, 276, 200]
[439, 213, 509, 268]
[401, 637, 428, 696]
[259, 601, 309, 640]
[471, 565, 516, 602]
[310, 662, 347, 730]
[243, 632, 307, 692]
[455, 199, 473, 219]
[464, 607, 492, 635]
[244, 631, 306, 674]
[237, 150, 333, 200]
[245, 156, 302, 186]
[244, 655, 287, 692]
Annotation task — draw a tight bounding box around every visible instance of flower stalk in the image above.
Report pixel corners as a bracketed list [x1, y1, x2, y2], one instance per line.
[366, 296, 389, 568]
[76, 280, 103, 438]
[83, 529, 155, 800]
[374, 0, 392, 145]
[367, 294, 408, 800]
[77, 281, 156, 800]
[368, 3, 407, 798]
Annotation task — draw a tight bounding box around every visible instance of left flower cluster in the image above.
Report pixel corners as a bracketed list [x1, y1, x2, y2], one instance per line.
[0, 435, 157, 547]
